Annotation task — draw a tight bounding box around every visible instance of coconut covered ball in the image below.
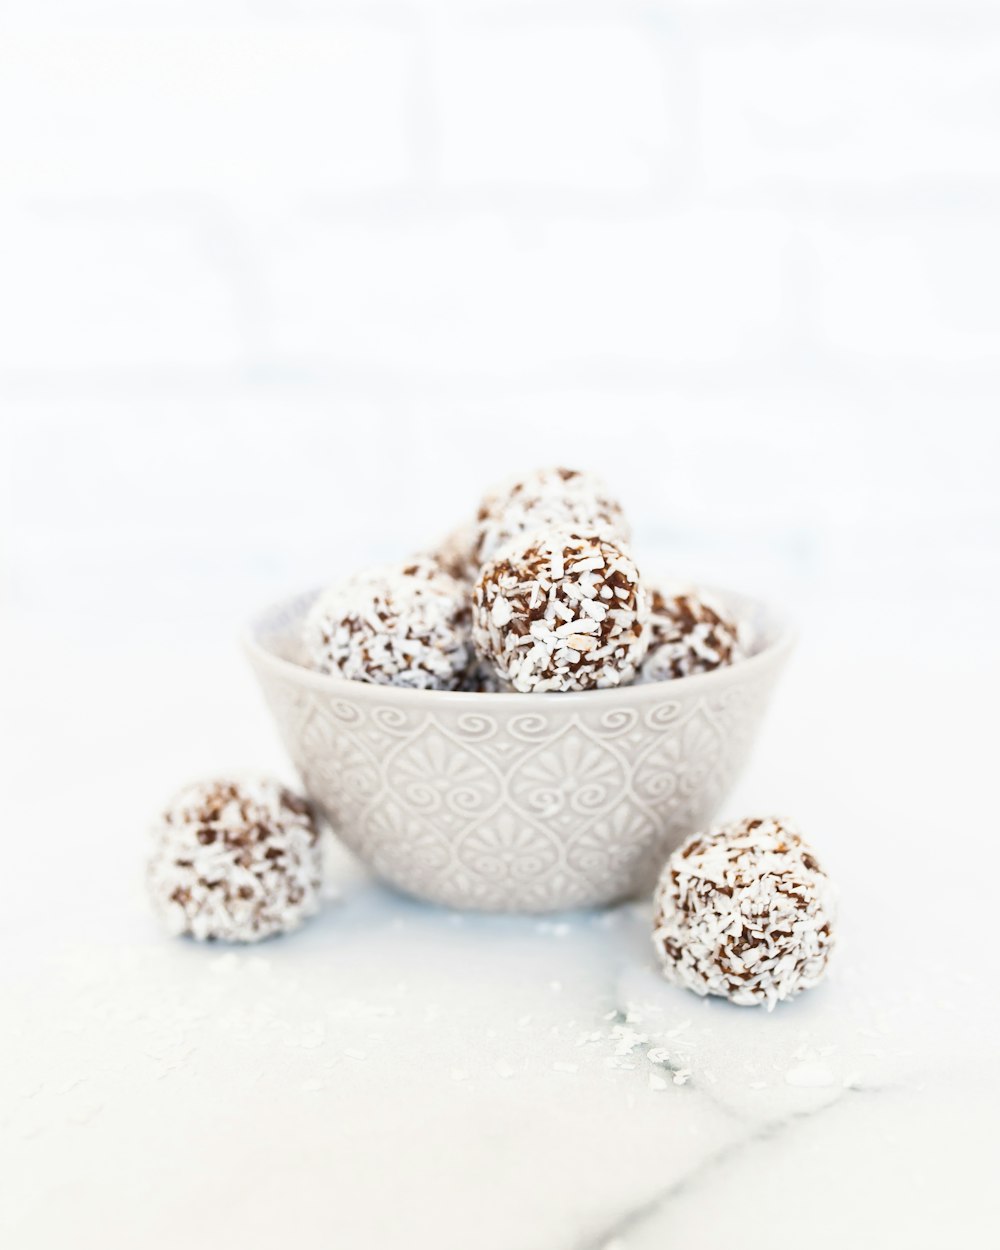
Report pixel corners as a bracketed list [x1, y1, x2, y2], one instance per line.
[638, 588, 747, 683]
[653, 817, 835, 1009]
[148, 777, 322, 943]
[304, 558, 473, 690]
[428, 520, 479, 586]
[473, 529, 649, 693]
[474, 467, 630, 568]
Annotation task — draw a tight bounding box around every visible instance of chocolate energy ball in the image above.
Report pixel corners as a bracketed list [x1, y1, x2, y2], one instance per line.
[638, 588, 746, 683]
[148, 777, 322, 943]
[428, 521, 479, 585]
[304, 559, 473, 690]
[653, 817, 836, 1009]
[474, 467, 631, 567]
[472, 530, 649, 693]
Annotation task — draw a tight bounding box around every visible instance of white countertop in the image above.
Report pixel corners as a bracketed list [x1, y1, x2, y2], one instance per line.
[2, 618, 995, 1250]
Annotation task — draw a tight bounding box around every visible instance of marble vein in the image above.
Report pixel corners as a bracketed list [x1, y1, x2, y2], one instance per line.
[573, 1086, 867, 1250]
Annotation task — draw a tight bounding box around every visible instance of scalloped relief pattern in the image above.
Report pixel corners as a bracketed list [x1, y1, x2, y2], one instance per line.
[253, 665, 778, 911]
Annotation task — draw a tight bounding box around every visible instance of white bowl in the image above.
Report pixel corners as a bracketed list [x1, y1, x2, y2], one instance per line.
[245, 588, 793, 913]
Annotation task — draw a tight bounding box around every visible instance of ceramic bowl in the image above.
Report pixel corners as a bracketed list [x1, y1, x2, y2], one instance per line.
[245, 588, 793, 913]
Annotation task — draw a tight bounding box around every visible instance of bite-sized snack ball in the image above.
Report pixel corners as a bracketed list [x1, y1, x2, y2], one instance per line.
[474, 467, 630, 567]
[304, 559, 473, 690]
[428, 521, 479, 585]
[653, 817, 835, 1009]
[638, 588, 747, 683]
[148, 777, 322, 943]
[473, 529, 649, 693]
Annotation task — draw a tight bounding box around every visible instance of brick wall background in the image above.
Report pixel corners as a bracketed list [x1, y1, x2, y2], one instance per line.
[3, 1, 998, 659]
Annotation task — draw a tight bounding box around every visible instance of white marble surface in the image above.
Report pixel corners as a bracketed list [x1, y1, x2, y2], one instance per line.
[2, 610, 997, 1249]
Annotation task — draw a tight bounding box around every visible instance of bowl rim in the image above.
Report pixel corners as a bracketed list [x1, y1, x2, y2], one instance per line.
[243, 583, 796, 707]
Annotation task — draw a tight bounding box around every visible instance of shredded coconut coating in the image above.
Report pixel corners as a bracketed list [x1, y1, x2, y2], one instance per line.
[148, 777, 322, 943]
[653, 817, 836, 1009]
[474, 467, 631, 567]
[638, 587, 747, 683]
[427, 521, 479, 585]
[472, 529, 649, 693]
[304, 558, 473, 690]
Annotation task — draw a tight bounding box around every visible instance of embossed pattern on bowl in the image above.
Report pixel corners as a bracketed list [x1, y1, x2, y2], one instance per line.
[245, 589, 793, 912]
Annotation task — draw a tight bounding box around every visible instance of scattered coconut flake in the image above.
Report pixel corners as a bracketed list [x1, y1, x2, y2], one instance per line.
[785, 1061, 835, 1088]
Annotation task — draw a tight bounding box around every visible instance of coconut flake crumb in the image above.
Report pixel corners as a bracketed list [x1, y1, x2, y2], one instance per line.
[785, 1061, 836, 1088]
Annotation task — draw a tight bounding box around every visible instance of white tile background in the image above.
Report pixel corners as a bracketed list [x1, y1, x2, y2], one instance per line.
[2, 2, 998, 671]
[2, 2, 999, 663]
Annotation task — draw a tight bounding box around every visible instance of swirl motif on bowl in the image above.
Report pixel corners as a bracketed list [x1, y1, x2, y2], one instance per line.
[509, 724, 626, 826]
[385, 721, 502, 820]
[365, 801, 454, 879]
[565, 803, 660, 878]
[456, 808, 561, 883]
